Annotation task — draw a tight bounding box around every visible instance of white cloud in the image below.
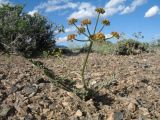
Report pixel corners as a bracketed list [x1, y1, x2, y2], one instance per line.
[65, 27, 76, 33]
[45, 2, 77, 12]
[68, 2, 96, 19]
[56, 36, 67, 43]
[105, 0, 126, 8]
[28, 10, 38, 16]
[144, 5, 160, 17]
[103, 0, 126, 16]
[0, 0, 10, 5]
[68, 0, 126, 19]
[121, 0, 147, 14]
[33, 0, 78, 13]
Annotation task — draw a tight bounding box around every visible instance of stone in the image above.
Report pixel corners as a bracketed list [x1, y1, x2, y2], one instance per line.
[107, 112, 114, 120]
[43, 109, 50, 114]
[0, 104, 15, 117]
[114, 112, 123, 120]
[128, 103, 137, 112]
[36, 77, 49, 84]
[90, 80, 97, 85]
[139, 107, 150, 117]
[75, 83, 84, 89]
[62, 102, 69, 107]
[22, 85, 38, 96]
[147, 86, 153, 91]
[0, 72, 5, 80]
[24, 114, 34, 120]
[107, 111, 123, 120]
[75, 109, 83, 117]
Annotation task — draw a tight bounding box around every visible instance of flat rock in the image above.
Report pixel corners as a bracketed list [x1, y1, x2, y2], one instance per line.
[0, 72, 5, 80]
[22, 85, 38, 96]
[128, 103, 137, 112]
[0, 104, 15, 118]
[75, 109, 83, 117]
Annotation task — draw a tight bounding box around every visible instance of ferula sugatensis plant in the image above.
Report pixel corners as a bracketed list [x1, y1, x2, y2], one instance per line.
[67, 7, 120, 89]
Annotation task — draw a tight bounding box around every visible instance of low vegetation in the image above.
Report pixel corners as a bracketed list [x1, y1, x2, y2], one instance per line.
[115, 39, 149, 55]
[0, 4, 63, 57]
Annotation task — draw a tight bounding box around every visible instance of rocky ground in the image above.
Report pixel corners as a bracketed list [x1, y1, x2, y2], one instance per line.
[0, 51, 160, 120]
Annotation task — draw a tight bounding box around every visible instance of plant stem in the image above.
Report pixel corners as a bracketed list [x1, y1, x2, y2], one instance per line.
[86, 25, 91, 36]
[81, 41, 93, 89]
[93, 13, 100, 34]
[99, 25, 105, 33]
[73, 23, 89, 38]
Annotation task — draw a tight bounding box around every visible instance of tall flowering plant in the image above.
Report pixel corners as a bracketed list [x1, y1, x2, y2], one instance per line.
[67, 8, 119, 89]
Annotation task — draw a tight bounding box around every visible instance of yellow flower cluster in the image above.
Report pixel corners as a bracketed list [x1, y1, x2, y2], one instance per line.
[111, 32, 120, 39]
[67, 34, 76, 40]
[95, 32, 105, 40]
[78, 27, 85, 34]
[68, 18, 77, 25]
[102, 19, 110, 26]
[95, 8, 105, 14]
[89, 33, 105, 41]
[81, 19, 91, 25]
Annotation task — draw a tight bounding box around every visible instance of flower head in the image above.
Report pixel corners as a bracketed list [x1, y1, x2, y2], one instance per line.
[77, 27, 85, 34]
[95, 32, 105, 41]
[81, 19, 91, 26]
[67, 34, 76, 41]
[89, 34, 96, 40]
[111, 32, 120, 39]
[102, 19, 110, 26]
[68, 18, 77, 25]
[95, 8, 105, 14]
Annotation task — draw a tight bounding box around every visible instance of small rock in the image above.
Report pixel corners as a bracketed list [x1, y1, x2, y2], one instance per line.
[13, 70, 19, 74]
[147, 86, 152, 91]
[9, 85, 19, 94]
[43, 109, 50, 114]
[107, 112, 114, 120]
[128, 103, 137, 112]
[0, 73, 5, 80]
[36, 78, 49, 84]
[75, 109, 83, 117]
[114, 112, 123, 120]
[22, 85, 38, 96]
[18, 74, 26, 80]
[75, 83, 84, 89]
[24, 114, 34, 120]
[139, 107, 150, 117]
[90, 80, 97, 85]
[107, 111, 123, 120]
[0, 104, 15, 117]
[91, 72, 104, 77]
[62, 102, 69, 107]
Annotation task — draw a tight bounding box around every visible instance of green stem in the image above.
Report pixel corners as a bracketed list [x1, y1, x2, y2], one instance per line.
[86, 25, 91, 36]
[73, 23, 89, 38]
[99, 25, 105, 33]
[93, 13, 100, 34]
[81, 41, 93, 89]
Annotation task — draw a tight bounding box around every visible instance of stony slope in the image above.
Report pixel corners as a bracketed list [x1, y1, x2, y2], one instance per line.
[0, 52, 160, 119]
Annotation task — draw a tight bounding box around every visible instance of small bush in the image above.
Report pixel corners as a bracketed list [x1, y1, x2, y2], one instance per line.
[79, 44, 91, 53]
[0, 4, 62, 57]
[115, 39, 148, 55]
[92, 41, 115, 54]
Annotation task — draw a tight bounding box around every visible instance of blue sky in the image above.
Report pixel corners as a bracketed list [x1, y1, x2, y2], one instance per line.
[1, 0, 160, 46]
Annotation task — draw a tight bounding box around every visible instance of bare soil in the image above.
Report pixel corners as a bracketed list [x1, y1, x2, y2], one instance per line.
[0, 52, 160, 120]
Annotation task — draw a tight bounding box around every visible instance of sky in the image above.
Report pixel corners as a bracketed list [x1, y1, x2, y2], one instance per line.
[1, 0, 160, 46]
